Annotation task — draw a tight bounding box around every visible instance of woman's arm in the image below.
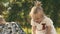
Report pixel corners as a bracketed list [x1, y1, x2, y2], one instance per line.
[32, 26, 36, 34]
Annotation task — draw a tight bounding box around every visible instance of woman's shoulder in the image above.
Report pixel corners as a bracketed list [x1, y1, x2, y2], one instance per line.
[5, 22, 19, 28]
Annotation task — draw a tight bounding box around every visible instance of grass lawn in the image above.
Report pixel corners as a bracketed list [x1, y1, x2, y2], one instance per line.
[23, 27, 60, 34]
[56, 27, 60, 34]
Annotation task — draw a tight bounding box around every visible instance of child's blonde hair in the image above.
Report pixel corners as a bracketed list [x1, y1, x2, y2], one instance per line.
[29, 1, 44, 18]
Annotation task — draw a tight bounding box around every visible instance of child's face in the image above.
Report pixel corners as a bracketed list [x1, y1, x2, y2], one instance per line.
[32, 12, 44, 23]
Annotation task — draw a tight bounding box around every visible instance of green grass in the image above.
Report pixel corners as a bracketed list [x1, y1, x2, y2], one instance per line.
[23, 27, 32, 34]
[56, 27, 60, 34]
[23, 27, 60, 34]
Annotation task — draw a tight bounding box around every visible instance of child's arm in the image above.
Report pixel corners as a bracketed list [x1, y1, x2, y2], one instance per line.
[31, 19, 36, 34]
[32, 26, 36, 34]
[46, 18, 53, 34]
[46, 26, 51, 34]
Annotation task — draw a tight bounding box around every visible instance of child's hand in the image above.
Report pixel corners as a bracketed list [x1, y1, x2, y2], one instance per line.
[32, 26, 36, 34]
[46, 26, 51, 34]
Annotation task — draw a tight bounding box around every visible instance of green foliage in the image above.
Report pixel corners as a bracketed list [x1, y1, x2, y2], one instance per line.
[0, 0, 60, 34]
[0, 3, 6, 15]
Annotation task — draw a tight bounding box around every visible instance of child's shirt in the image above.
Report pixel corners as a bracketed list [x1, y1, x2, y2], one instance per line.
[31, 16, 57, 34]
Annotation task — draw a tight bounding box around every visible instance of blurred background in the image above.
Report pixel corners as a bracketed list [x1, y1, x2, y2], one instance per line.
[0, 0, 60, 34]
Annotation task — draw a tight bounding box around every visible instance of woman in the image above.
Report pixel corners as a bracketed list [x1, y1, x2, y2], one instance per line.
[0, 15, 25, 34]
[0, 15, 7, 34]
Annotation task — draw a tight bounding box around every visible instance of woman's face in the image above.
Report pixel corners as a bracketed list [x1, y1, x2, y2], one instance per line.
[0, 18, 3, 23]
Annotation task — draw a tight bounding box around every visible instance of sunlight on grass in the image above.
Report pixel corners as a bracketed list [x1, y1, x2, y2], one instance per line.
[22, 27, 60, 34]
[22, 27, 32, 34]
[56, 27, 60, 34]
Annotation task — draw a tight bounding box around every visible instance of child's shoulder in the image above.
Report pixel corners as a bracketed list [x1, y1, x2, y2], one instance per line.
[44, 16, 53, 25]
[44, 16, 52, 22]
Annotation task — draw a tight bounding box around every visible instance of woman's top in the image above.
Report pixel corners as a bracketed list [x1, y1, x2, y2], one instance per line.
[0, 22, 25, 34]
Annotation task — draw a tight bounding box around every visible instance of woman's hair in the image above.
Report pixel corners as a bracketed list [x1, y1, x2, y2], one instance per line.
[29, 1, 44, 17]
[0, 15, 6, 24]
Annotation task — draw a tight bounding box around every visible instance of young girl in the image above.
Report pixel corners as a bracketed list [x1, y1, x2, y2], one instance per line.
[29, 1, 57, 34]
